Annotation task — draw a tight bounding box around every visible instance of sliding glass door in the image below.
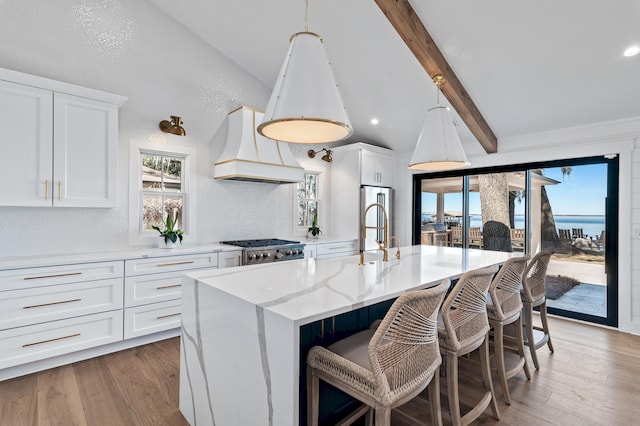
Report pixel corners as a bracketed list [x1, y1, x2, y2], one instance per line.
[413, 156, 618, 327]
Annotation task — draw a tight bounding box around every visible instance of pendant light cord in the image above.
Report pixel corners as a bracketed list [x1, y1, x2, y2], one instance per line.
[304, 0, 309, 31]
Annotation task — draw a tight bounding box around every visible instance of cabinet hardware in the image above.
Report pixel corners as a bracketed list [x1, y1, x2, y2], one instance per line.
[44, 180, 48, 200]
[156, 313, 180, 320]
[23, 333, 81, 347]
[24, 272, 82, 280]
[57, 181, 61, 201]
[23, 298, 81, 309]
[156, 261, 195, 267]
[156, 284, 181, 290]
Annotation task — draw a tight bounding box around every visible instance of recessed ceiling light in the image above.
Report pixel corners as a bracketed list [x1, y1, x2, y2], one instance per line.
[370, 118, 379, 125]
[624, 46, 640, 57]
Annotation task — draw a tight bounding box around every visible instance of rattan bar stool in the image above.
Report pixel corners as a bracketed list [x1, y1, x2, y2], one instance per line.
[306, 281, 449, 426]
[487, 255, 531, 405]
[438, 266, 500, 426]
[521, 250, 554, 370]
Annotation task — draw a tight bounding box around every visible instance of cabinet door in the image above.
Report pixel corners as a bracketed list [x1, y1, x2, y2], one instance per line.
[0, 80, 53, 206]
[360, 150, 394, 187]
[219, 250, 242, 268]
[53, 93, 118, 207]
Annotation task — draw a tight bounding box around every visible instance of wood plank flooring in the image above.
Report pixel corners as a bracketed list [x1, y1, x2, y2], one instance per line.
[1, 316, 640, 425]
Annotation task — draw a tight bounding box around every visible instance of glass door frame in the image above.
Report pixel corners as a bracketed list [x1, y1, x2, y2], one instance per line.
[412, 155, 619, 327]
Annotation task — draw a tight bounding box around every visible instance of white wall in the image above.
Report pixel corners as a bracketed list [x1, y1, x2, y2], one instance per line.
[395, 117, 640, 335]
[0, 0, 300, 257]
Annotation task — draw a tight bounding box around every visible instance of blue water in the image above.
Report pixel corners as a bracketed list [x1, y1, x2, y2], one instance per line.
[422, 214, 605, 238]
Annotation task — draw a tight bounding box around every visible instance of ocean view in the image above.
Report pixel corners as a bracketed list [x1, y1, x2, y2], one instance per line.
[422, 214, 606, 238]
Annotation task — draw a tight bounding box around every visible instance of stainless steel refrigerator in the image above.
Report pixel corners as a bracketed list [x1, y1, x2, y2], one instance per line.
[360, 185, 394, 251]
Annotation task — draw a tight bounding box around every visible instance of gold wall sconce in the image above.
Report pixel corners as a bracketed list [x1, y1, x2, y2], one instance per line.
[159, 115, 186, 136]
[308, 148, 333, 163]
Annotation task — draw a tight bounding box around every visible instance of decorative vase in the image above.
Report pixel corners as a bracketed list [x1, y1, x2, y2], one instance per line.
[158, 238, 179, 249]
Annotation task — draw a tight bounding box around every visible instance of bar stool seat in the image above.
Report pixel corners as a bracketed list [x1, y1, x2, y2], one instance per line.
[306, 281, 449, 426]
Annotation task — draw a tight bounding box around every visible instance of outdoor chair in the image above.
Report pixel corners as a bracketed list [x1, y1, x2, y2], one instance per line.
[594, 230, 606, 250]
[487, 255, 531, 404]
[572, 228, 585, 239]
[558, 229, 572, 244]
[450, 226, 463, 247]
[521, 250, 554, 370]
[438, 266, 500, 426]
[307, 281, 449, 426]
[468, 227, 483, 249]
[510, 229, 526, 251]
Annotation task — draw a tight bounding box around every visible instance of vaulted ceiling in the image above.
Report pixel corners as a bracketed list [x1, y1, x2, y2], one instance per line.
[148, 0, 640, 158]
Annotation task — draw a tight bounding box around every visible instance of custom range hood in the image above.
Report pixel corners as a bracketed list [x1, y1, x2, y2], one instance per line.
[214, 106, 305, 184]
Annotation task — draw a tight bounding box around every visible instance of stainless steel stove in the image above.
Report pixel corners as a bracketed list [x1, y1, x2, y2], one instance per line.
[220, 238, 305, 265]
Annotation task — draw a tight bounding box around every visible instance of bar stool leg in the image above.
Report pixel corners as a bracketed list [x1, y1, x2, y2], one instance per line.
[514, 315, 531, 380]
[539, 300, 554, 353]
[523, 302, 540, 370]
[493, 322, 511, 404]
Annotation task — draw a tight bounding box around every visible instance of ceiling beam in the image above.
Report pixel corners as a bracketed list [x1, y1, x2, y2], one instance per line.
[374, 0, 498, 154]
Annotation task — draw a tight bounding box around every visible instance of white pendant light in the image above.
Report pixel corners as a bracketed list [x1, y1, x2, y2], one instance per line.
[257, 1, 353, 144]
[409, 75, 470, 171]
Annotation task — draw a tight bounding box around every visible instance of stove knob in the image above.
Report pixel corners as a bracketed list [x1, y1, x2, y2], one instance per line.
[275, 252, 284, 260]
[248, 253, 257, 261]
[285, 250, 292, 256]
[297, 249, 304, 255]
[255, 253, 263, 259]
[263, 252, 271, 258]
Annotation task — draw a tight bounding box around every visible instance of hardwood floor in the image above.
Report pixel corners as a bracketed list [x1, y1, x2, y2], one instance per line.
[1, 316, 639, 425]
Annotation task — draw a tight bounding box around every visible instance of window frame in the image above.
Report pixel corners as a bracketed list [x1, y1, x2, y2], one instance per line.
[294, 171, 323, 235]
[129, 139, 197, 246]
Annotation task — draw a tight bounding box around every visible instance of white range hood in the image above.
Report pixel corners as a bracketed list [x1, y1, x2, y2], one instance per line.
[214, 106, 305, 184]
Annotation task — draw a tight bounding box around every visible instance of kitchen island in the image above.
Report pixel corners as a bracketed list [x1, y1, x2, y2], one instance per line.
[179, 245, 518, 425]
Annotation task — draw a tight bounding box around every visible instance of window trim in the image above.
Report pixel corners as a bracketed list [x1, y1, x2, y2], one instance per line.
[129, 139, 197, 246]
[294, 171, 324, 236]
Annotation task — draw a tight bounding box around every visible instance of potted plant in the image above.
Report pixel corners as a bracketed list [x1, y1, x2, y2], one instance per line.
[307, 212, 322, 239]
[152, 209, 184, 248]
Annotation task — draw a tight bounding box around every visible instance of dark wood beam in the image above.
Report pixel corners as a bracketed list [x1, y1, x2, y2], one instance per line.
[374, 0, 498, 154]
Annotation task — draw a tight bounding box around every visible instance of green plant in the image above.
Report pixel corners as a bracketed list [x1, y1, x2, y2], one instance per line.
[308, 212, 321, 237]
[152, 209, 184, 244]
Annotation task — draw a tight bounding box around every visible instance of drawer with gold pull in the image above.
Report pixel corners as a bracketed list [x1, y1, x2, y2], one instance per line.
[0, 310, 123, 369]
[0, 278, 123, 330]
[123, 299, 181, 339]
[0, 260, 124, 291]
[125, 253, 218, 276]
[124, 272, 185, 308]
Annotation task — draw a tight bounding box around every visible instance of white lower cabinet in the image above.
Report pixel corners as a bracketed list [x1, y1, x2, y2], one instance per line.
[123, 250, 241, 338]
[0, 310, 123, 370]
[316, 240, 358, 259]
[305, 240, 358, 259]
[0, 249, 239, 379]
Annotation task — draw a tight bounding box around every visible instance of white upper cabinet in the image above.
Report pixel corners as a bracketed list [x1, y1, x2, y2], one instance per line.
[0, 80, 53, 207]
[360, 149, 394, 187]
[53, 93, 118, 207]
[0, 68, 126, 208]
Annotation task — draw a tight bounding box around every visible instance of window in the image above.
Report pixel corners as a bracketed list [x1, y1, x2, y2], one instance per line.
[296, 172, 319, 230]
[129, 140, 196, 246]
[140, 152, 185, 232]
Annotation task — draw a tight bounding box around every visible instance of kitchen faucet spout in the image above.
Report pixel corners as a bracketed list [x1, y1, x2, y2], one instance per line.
[359, 203, 389, 265]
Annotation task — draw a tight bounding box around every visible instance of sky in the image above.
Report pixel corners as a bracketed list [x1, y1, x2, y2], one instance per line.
[422, 163, 607, 216]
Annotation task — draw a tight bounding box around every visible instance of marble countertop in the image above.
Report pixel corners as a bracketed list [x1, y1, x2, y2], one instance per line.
[186, 245, 519, 326]
[0, 242, 237, 270]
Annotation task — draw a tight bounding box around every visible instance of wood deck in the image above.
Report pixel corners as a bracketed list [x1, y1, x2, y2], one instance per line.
[1, 316, 639, 425]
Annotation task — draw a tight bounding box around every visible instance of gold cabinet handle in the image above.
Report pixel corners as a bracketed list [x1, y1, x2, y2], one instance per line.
[23, 298, 81, 309]
[23, 333, 81, 347]
[156, 313, 180, 320]
[57, 181, 61, 201]
[156, 284, 181, 290]
[44, 180, 49, 201]
[23, 272, 82, 281]
[155, 261, 195, 267]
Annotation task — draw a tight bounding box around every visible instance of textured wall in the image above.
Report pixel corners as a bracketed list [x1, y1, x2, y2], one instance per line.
[0, 0, 297, 257]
